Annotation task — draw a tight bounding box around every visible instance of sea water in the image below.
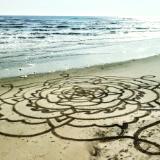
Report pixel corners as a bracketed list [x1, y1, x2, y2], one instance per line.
[0, 16, 160, 77]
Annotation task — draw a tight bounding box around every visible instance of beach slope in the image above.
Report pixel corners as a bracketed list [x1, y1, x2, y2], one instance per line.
[0, 55, 160, 160]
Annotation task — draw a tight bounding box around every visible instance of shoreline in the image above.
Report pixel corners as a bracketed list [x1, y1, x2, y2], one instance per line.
[1, 37, 160, 79]
[0, 53, 160, 82]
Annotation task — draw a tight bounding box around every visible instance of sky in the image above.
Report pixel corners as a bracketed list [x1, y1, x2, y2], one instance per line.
[0, 0, 160, 18]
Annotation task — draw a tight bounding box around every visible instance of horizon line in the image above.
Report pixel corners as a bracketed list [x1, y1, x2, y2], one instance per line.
[0, 14, 159, 21]
[0, 14, 139, 19]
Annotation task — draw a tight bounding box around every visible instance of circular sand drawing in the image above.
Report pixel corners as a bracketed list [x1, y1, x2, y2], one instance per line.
[0, 75, 160, 155]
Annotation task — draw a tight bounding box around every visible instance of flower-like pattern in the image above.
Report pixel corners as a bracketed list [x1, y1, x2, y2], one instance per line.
[0, 75, 160, 155]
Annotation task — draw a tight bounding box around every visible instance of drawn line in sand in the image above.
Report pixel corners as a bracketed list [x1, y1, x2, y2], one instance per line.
[0, 75, 160, 155]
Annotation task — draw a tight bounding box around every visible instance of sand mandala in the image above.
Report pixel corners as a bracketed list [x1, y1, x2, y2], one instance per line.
[0, 75, 160, 155]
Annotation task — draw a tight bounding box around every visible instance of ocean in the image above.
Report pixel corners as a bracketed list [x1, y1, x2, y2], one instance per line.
[0, 16, 160, 77]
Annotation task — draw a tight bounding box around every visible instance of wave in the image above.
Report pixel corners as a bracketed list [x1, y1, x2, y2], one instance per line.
[51, 32, 97, 36]
[136, 27, 150, 30]
[56, 25, 69, 28]
[41, 25, 53, 28]
[71, 27, 85, 30]
[30, 32, 50, 35]
[32, 29, 50, 31]
[0, 25, 26, 28]
[0, 41, 8, 44]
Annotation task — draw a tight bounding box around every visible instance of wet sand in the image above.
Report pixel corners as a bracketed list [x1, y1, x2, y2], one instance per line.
[0, 55, 160, 160]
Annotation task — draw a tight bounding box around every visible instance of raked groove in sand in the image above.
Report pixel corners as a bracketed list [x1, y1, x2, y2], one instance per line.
[0, 55, 160, 160]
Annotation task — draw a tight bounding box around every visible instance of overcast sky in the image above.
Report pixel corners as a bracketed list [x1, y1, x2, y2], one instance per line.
[0, 0, 160, 18]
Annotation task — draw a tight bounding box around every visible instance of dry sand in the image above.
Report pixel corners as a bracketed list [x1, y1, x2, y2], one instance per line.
[0, 55, 160, 160]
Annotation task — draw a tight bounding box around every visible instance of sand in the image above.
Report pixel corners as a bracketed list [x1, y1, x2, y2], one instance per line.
[0, 55, 160, 160]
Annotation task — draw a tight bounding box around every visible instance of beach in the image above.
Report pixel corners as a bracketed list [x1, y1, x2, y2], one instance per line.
[0, 54, 160, 160]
